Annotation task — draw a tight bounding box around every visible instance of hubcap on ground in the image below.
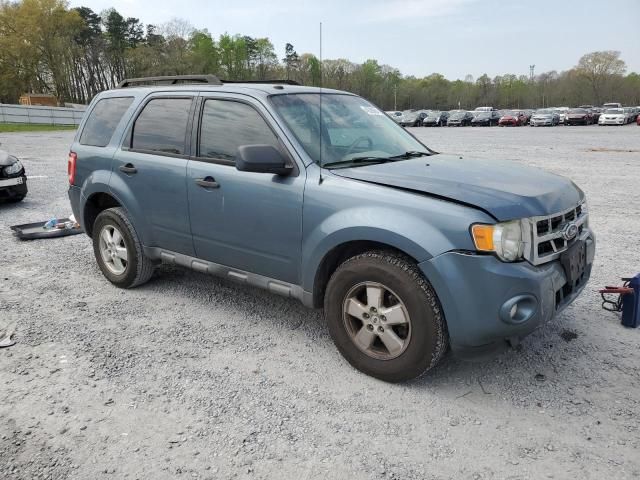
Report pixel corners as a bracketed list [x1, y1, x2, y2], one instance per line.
[342, 282, 411, 360]
[99, 225, 128, 275]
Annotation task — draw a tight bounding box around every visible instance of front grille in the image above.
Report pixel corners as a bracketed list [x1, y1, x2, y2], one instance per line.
[523, 202, 588, 265]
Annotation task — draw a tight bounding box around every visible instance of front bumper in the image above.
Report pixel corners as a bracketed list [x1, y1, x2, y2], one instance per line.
[0, 174, 28, 200]
[530, 118, 554, 126]
[419, 231, 595, 357]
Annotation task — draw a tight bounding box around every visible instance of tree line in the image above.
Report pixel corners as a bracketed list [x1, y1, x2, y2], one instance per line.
[1, 0, 639, 110]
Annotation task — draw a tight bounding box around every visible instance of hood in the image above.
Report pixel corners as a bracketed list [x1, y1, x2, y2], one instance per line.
[331, 154, 583, 221]
[0, 150, 19, 167]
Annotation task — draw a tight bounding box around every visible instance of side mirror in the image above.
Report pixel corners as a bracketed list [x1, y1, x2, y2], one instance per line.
[236, 144, 293, 176]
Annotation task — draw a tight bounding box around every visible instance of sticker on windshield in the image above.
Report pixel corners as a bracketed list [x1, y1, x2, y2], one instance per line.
[360, 106, 384, 116]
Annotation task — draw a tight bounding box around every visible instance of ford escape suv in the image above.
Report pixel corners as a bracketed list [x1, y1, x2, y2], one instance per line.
[68, 75, 595, 382]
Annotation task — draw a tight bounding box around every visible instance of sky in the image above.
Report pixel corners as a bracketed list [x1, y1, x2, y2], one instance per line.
[67, 0, 640, 80]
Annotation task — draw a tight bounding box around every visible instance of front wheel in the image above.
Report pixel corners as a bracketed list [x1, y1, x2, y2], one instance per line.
[92, 207, 155, 288]
[324, 251, 448, 382]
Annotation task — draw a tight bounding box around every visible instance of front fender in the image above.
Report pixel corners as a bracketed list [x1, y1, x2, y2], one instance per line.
[301, 206, 457, 293]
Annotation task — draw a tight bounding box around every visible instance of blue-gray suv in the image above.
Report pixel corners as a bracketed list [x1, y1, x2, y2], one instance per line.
[68, 75, 595, 382]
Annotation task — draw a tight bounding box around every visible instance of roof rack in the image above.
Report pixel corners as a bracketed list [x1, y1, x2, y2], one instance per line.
[220, 79, 300, 86]
[117, 75, 222, 88]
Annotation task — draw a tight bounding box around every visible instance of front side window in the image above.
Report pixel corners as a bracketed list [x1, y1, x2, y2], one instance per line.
[131, 98, 192, 155]
[80, 96, 134, 147]
[269, 93, 429, 167]
[198, 100, 279, 162]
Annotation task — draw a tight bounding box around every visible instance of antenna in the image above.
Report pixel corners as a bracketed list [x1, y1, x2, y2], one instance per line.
[319, 21, 324, 184]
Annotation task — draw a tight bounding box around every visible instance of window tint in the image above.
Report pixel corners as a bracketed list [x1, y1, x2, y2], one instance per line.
[132, 98, 192, 155]
[199, 100, 279, 162]
[80, 97, 133, 147]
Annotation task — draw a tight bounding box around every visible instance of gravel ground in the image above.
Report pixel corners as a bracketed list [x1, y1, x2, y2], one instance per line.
[1, 125, 639, 480]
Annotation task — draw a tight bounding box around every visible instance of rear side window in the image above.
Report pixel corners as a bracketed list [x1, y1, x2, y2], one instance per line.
[199, 100, 279, 162]
[80, 97, 134, 147]
[131, 98, 192, 155]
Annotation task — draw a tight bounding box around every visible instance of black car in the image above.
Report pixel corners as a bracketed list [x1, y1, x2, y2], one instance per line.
[447, 110, 474, 126]
[471, 110, 501, 126]
[0, 149, 28, 202]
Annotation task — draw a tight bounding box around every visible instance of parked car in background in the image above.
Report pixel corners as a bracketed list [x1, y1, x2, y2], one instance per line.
[0, 148, 28, 202]
[523, 110, 534, 124]
[474, 106, 497, 112]
[471, 110, 500, 126]
[589, 107, 602, 123]
[602, 102, 622, 109]
[598, 108, 627, 125]
[637, 112, 640, 125]
[623, 107, 636, 123]
[565, 108, 594, 125]
[530, 109, 560, 127]
[446, 110, 474, 126]
[386, 111, 404, 124]
[68, 75, 596, 381]
[554, 108, 569, 125]
[422, 110, 449, 127]
[401, 109, 430, 127]
[498, 110, 527, 126]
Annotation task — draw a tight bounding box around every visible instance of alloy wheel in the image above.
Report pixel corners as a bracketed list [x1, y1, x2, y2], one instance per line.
[342, 282, 412, 360]
[99, 224, 128, 275]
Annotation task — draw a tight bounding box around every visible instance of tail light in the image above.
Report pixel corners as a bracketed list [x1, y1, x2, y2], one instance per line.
[68, 151, 77, 185]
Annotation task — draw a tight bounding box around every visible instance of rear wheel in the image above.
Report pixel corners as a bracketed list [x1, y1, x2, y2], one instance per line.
[93, 207, 155, 288]
[324, 251, 448, 382]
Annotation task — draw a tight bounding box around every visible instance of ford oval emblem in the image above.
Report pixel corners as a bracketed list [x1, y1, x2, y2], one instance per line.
[562, 222, 579, 241]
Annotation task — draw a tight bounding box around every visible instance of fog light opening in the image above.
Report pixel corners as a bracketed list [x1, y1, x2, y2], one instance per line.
[500, 295, 537, 325]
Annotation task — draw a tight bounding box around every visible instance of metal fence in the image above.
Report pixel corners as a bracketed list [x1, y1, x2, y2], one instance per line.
[0, 103, 86, 126]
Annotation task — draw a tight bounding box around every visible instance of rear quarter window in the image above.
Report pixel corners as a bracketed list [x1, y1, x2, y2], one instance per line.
[80, 97, 134, 147]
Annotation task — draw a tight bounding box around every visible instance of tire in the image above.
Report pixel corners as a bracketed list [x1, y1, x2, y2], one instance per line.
[92, 207, 155, 288]
[324, 251, 448, 382]
[6, 195, 26, 203]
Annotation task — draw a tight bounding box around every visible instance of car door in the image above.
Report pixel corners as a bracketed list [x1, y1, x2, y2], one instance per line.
[186, 94, 305, 284]
[112, 94, 196, 256]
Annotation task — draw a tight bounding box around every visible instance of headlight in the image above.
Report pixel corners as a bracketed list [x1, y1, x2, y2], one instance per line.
[3, 160, 23, 175]
[471, 220, 524, 262]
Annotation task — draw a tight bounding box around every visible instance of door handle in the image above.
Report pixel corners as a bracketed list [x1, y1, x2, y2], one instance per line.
[195, 176, 220, 189]
[119, 163, 137, 174]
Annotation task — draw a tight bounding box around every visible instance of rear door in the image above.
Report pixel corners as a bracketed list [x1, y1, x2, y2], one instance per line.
[112, 94, 196, 255]
[186, 94, 305, 284]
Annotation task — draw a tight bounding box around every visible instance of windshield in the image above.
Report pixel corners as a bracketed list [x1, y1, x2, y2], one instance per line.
[536, 109, 553, 115]
[449, 111, 466, 119]
[269, 93, 429, 167]
[604, 109, 624, 114]
[501, 110, 515, 116]
[475, 112, 491, 118]
[568, 109, 587, 114]
[426, 111, 441, 118]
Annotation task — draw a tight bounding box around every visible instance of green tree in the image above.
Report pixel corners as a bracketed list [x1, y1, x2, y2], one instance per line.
[576, 50, 626, 105]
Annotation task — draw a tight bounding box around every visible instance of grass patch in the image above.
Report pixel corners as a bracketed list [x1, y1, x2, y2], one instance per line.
[0, 123, 77, 133]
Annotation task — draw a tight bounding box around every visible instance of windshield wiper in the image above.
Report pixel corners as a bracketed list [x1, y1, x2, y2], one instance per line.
[387, 151, 431, 159]
[323, 157, 395, 169]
